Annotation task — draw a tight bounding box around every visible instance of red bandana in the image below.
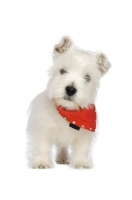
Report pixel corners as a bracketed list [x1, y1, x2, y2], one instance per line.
[56, 104, 96, 132]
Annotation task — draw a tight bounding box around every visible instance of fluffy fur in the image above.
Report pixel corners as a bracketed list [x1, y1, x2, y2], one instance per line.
[27, 36, 111, 169]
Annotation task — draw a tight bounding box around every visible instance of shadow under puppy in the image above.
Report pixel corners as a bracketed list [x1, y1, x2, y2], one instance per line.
[27, 36, 111, 169]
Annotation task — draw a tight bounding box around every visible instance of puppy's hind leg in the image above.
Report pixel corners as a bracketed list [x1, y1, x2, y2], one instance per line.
[56, 147, 69, 164]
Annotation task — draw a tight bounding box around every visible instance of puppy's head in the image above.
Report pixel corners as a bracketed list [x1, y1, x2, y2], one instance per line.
[48, 36, 111, 110]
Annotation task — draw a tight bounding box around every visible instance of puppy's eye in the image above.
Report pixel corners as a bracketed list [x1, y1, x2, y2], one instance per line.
[60, 68, 67, 75]
[85, 75, 91, 82]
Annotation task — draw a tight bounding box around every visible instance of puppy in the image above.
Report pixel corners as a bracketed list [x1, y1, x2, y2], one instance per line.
[27, 36, 111, 169]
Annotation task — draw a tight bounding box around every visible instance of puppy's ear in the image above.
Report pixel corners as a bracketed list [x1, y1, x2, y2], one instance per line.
[53, 36, 73, 58]
[96, 53, 111, 75]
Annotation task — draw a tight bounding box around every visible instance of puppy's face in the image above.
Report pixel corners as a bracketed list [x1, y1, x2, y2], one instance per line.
[48, 37, 111, 110]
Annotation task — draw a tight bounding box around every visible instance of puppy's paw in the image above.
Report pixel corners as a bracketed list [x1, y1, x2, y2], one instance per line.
[71, 161, 93, 169]
[56, 157, 69, 164]
[33, 163, 50, 169]
[30, 161, 52, 169]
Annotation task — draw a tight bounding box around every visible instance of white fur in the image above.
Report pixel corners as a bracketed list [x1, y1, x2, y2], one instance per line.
[27, 36, 111, 169]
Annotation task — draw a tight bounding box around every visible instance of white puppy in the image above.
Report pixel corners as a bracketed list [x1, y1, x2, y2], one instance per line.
[27, 37, 111, 169]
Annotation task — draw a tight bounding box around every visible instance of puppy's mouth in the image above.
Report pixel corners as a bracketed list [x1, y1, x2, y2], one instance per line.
[63, 95, 81, 109]
[64, 96, 72, 101]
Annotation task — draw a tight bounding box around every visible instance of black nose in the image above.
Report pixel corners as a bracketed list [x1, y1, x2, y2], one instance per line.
[66, 86, 77, 96]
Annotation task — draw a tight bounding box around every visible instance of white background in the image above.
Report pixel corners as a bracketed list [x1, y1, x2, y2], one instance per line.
[0, 0, 132, 199]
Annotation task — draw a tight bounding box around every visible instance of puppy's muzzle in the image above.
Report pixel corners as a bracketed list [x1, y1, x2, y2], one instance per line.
[65, 86, 77, 96]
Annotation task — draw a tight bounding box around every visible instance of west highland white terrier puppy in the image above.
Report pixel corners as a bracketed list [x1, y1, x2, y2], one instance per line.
[27, 36, 111, 169]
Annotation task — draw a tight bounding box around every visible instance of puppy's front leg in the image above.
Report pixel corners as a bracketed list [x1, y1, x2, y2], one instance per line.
[70, 133, 94, 169]
[28, 136, 53, 169]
